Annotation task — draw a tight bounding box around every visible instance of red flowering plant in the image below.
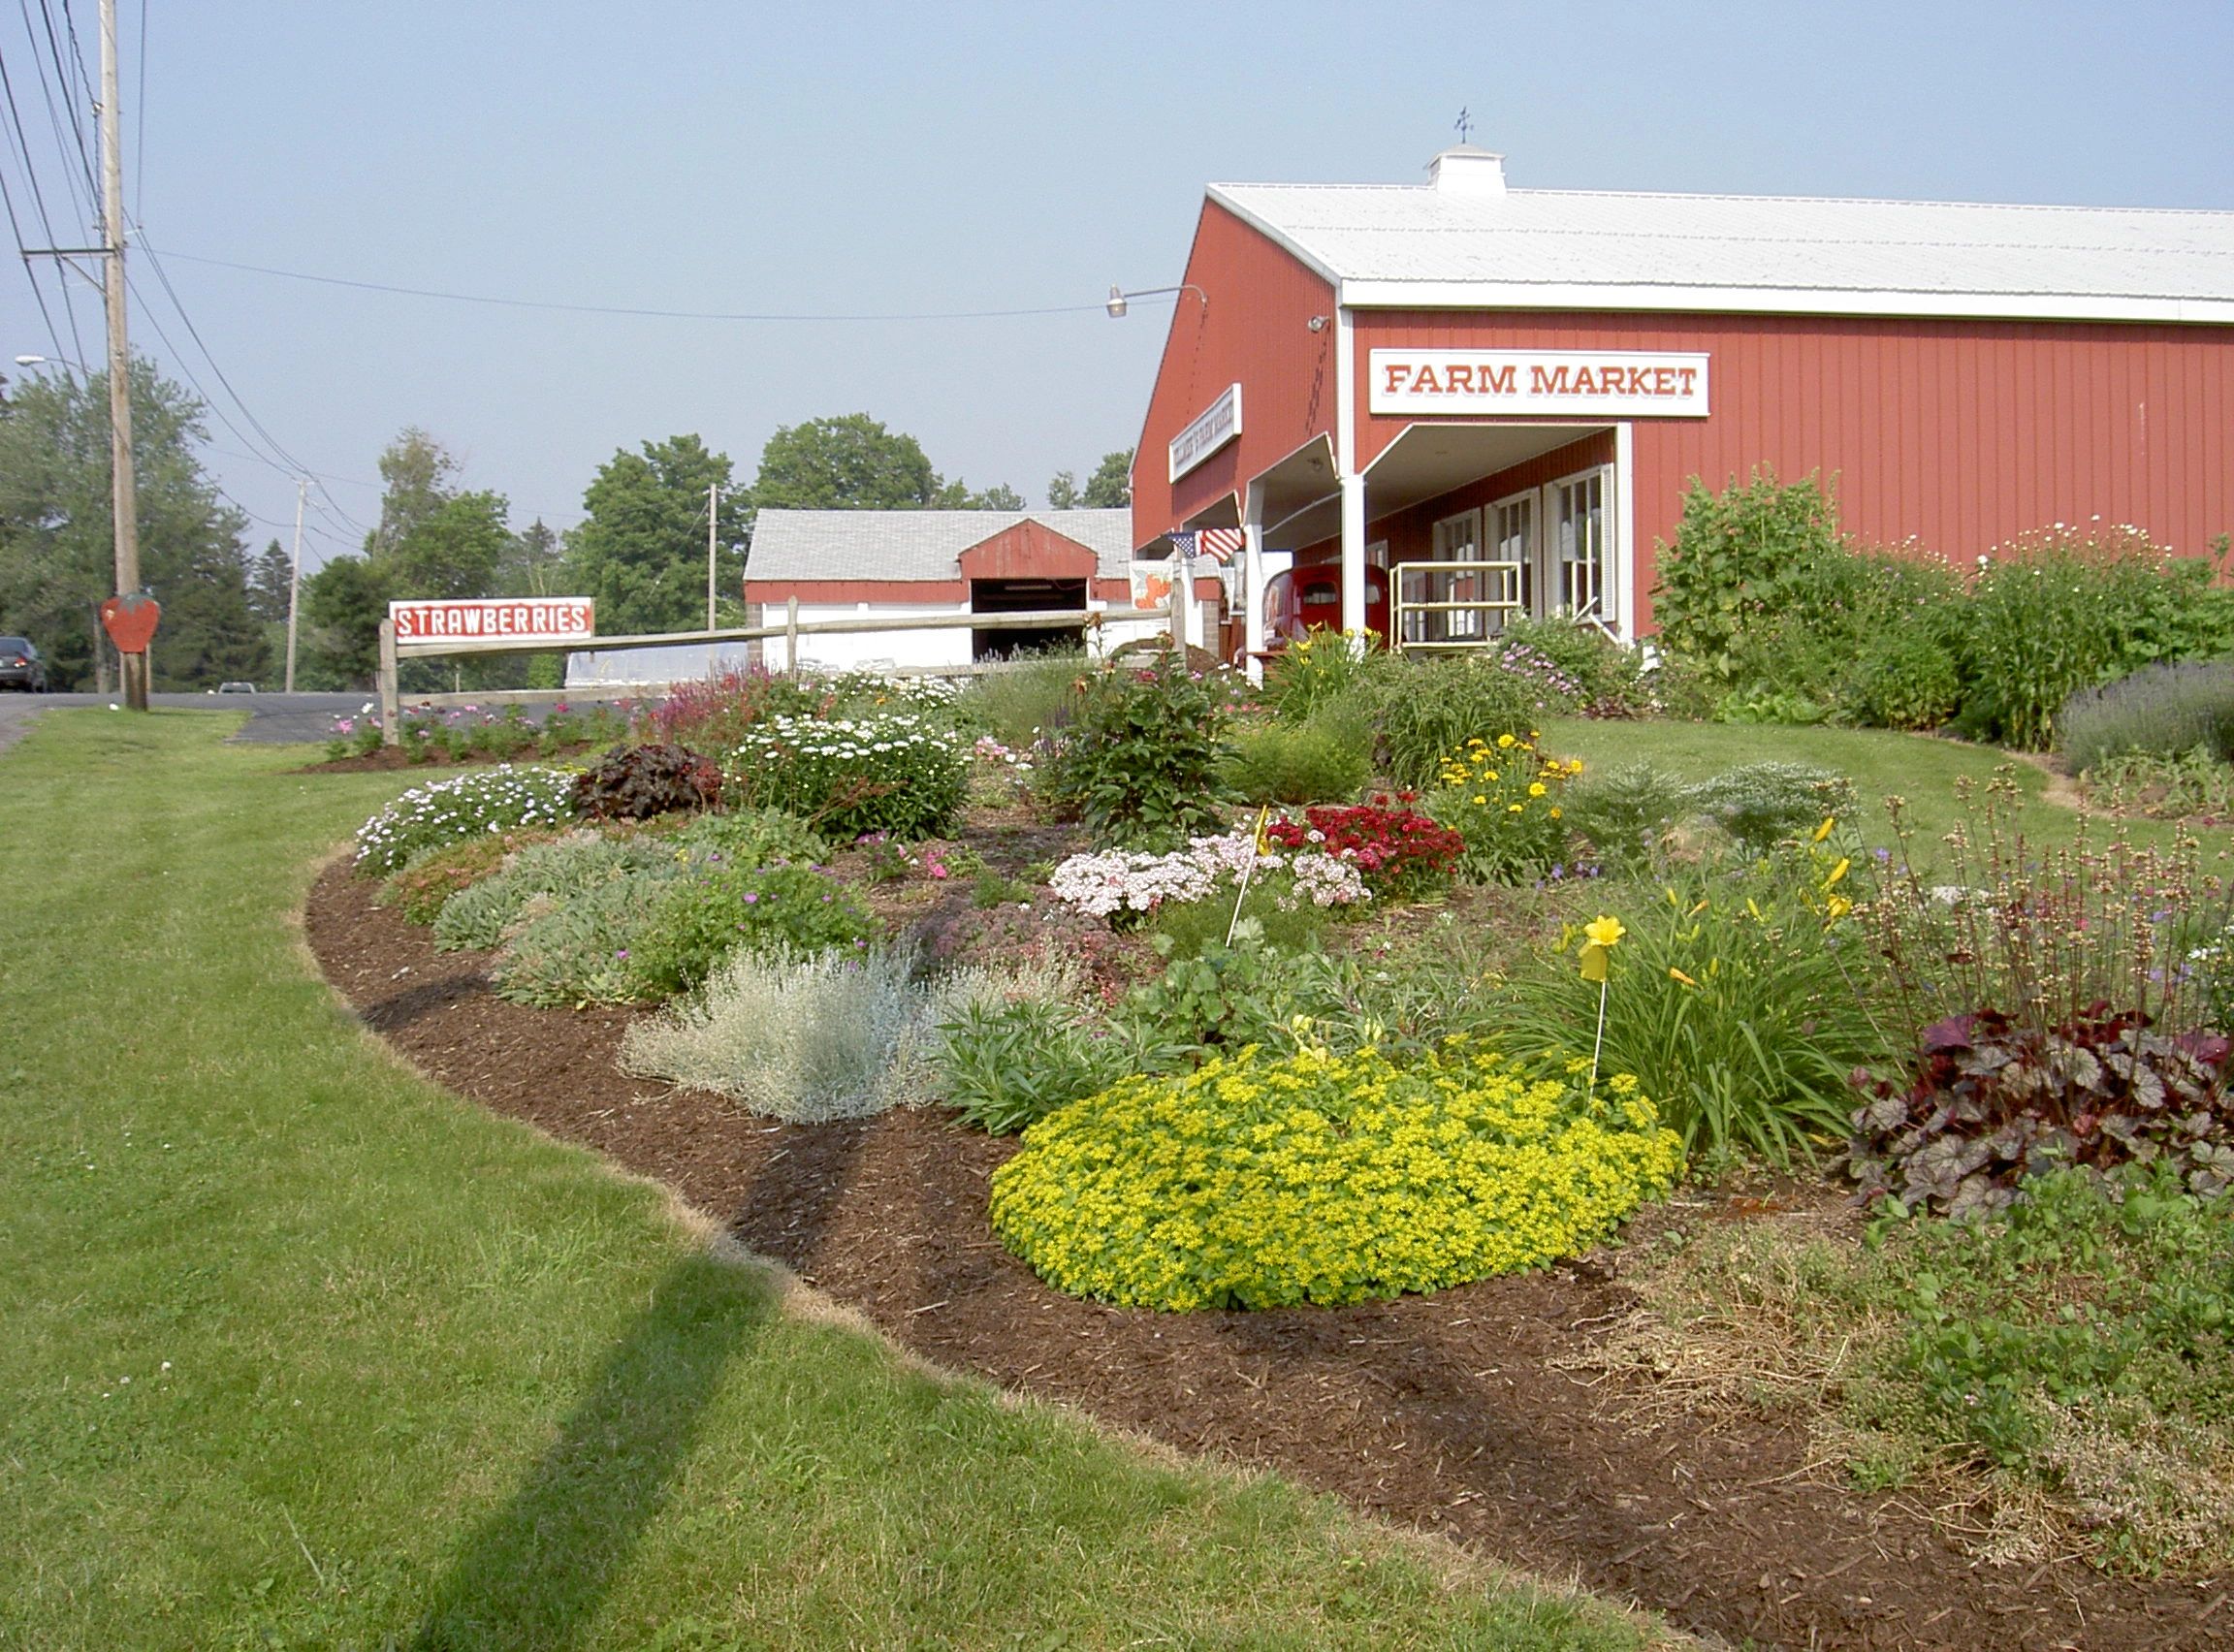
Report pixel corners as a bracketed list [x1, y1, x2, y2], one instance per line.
[1261, 792, 1462, 901]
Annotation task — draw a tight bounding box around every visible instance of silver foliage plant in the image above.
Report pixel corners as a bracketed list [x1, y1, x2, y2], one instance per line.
[620, 944, 1071, 1123]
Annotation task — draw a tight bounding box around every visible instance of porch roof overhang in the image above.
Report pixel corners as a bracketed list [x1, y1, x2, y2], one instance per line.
[1360, 422, 1611, 516]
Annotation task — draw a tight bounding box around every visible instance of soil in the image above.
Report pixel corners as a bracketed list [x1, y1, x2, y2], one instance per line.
[305, 861, 2234, 1652]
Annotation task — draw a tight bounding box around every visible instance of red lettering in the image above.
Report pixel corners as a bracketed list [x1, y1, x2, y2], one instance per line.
[1383, 361, 1414, 396]
[1484, 364, 1516, 395]
[1677, 367, 1699, 397]
[1622, 366, 1649, 396]
[1447, 364, 1475, 394]
[1531, 365, 1573, 396]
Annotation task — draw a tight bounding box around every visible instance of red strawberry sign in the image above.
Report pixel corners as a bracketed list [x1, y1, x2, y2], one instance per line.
[100, 592, 162, 654]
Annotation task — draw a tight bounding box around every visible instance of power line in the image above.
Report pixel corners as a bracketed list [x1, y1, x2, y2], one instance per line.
[24, 0, 94, 213]
[0, 134, 64, 359]
[128, 236, 375, 539]
[0, 38, 89, 359]
[150, 245, 1133, 324]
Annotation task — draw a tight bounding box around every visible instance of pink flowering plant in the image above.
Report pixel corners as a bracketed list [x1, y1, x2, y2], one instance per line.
[1048, 825, 1368, 930]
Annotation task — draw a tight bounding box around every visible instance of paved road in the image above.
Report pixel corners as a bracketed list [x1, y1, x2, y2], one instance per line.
[0, 690, 373, 757]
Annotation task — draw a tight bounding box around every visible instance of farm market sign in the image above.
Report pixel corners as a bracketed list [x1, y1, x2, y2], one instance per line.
[389, 597, 595, 645]
[1369, 350, 1709, 418]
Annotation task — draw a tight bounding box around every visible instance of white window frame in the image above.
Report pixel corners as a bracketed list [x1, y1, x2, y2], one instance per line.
[1546, 462, 1617, 634]
[1427, 508, 1484, 640]
[1488, 486, 1538, 623]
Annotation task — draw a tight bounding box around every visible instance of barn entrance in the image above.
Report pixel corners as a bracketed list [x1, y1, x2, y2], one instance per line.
[969, 578, 1087, 660]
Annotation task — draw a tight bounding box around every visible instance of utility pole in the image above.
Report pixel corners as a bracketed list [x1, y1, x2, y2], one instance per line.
[283, 476, 306, 692]
[707, 482, 719, 631]
[97, 0, 144, 711]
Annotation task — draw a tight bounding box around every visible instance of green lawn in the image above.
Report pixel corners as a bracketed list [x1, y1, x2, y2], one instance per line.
[1540, 716, 2198, 866]
[0, 711, 1654, 1651]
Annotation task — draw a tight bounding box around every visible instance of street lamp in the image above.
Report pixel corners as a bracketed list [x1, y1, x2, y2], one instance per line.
[1104, 283, 1208, 319]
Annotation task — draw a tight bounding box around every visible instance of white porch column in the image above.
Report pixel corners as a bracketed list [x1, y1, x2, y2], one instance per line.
[1242, 484, 1266, 684]
[1338, 473, 1367, 640]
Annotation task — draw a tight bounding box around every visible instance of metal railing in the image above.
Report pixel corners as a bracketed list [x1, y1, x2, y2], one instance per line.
[1390, 559, 1523, 652]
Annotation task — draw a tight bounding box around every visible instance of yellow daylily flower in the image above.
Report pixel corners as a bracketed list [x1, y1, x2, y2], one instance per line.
[1583, 915, 1625, 948]
[1812, 816, 1836, 842]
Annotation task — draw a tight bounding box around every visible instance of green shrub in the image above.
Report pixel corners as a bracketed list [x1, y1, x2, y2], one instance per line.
[1961, 526, 2234, 750]
[1377, 656, 1542, 790]
[351, 765, 580, 875]
[572, 742, 720, 820]
[2059, 657, 2234, 772]
[624, 862, 876, 1000]
[1651, 468, 1846, 686]
[959, 647, 1089, 748]
[988, 1043, 1682, 1311]
[432, 831, 674, 951]
[1496, 615, 1645, 715]
[662, 805, 829, 868]
[377, 829, 559, 925]
[1684, 761, 1856, 857]
[1498, 840, 1893, 1166]
[1561, 761, 1692, 878]
[1258, 627, 1403, 724]
[2082, 747, 2234, 819]
[488, 876, 653, 1007]
[1846, 629, 1962, 730]
[1224, 710, 1371, 805]
[620, 943, 943, 1121]
[934, 997, 1171, 1136]
[745, 710, 969, 840]
[1037, 652, 1236, 848]
[1420, 732, 1580, 884]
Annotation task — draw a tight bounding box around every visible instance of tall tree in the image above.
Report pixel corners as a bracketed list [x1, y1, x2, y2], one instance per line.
[300, 429, 511, 685]
[1046, 449, 1135, 511]
[0, 360, 262, 690]
[565, 434, 746, 636]
[752, 413, 941, 511]
[248, 539, 292, 622]
[500, 518, 564, 596]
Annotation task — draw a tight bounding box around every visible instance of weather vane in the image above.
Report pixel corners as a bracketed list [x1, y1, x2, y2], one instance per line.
[1453, 106, 1473, 144]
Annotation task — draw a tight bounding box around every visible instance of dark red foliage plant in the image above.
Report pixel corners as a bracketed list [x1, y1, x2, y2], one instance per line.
[1262, 794, 1462, 900]
[572, 742, 721, 821]
[1850, 1004, 2234, 1220]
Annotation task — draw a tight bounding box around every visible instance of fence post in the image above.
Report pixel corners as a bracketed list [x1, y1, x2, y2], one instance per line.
[378, 618, 399, 747]
[785, 596, 801, 679]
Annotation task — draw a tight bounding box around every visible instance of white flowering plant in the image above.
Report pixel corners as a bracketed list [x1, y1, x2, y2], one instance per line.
[1047, 825, 1369, 929]
[352, 765, 580, 874]
[743, 711, 969, 841]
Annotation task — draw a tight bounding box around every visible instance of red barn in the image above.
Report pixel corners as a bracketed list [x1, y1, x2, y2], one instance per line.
[1129, 145, 2234, 655]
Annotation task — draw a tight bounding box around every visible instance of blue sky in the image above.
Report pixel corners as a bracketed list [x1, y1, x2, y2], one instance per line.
[4, 0, 2231, 571]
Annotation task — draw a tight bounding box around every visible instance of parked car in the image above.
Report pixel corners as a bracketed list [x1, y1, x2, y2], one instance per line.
[0, 636, 47, 692]
[217, 681, 257, 694]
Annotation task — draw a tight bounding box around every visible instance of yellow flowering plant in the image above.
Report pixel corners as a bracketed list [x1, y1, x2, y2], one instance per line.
[1420, 732, 1583, 884]
[1496, 833, 1896, 1167]
[988, 1041, 1682, 1312]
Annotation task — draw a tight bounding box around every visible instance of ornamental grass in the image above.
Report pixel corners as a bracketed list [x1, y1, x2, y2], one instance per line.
[988, 1042, 1681, 1312]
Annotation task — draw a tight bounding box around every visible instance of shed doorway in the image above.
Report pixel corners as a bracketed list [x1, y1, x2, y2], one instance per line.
[970, 578, 1087, 660]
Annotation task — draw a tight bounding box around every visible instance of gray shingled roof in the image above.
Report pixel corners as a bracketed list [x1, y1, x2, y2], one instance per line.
[1211, 177, 2234, 320]
[747, 508, 1139, 583]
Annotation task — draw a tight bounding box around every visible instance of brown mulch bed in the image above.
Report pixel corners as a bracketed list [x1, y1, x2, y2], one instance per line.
[305, 861, 2233, 1652]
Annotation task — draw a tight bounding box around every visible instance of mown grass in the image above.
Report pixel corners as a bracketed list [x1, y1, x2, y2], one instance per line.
[0, 711, 1657, 1651]
[1539, 716, 2196, 866]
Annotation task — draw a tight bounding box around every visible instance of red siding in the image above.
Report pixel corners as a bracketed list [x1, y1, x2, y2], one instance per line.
[1354, 309, 2234, 581]
[1133, 201, 1339, 542]
[955, 520, 1101, 581]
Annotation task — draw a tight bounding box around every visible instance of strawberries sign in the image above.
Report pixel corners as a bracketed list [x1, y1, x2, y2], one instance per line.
[100, 592, 162, 654]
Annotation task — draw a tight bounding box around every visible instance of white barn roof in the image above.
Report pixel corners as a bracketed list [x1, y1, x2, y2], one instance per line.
[747, 508, 1136, 583]
[1210, 159, 2234, 324]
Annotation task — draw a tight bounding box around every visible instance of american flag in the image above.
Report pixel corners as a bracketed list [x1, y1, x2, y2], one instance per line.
[1169, 526, 1246, 564]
